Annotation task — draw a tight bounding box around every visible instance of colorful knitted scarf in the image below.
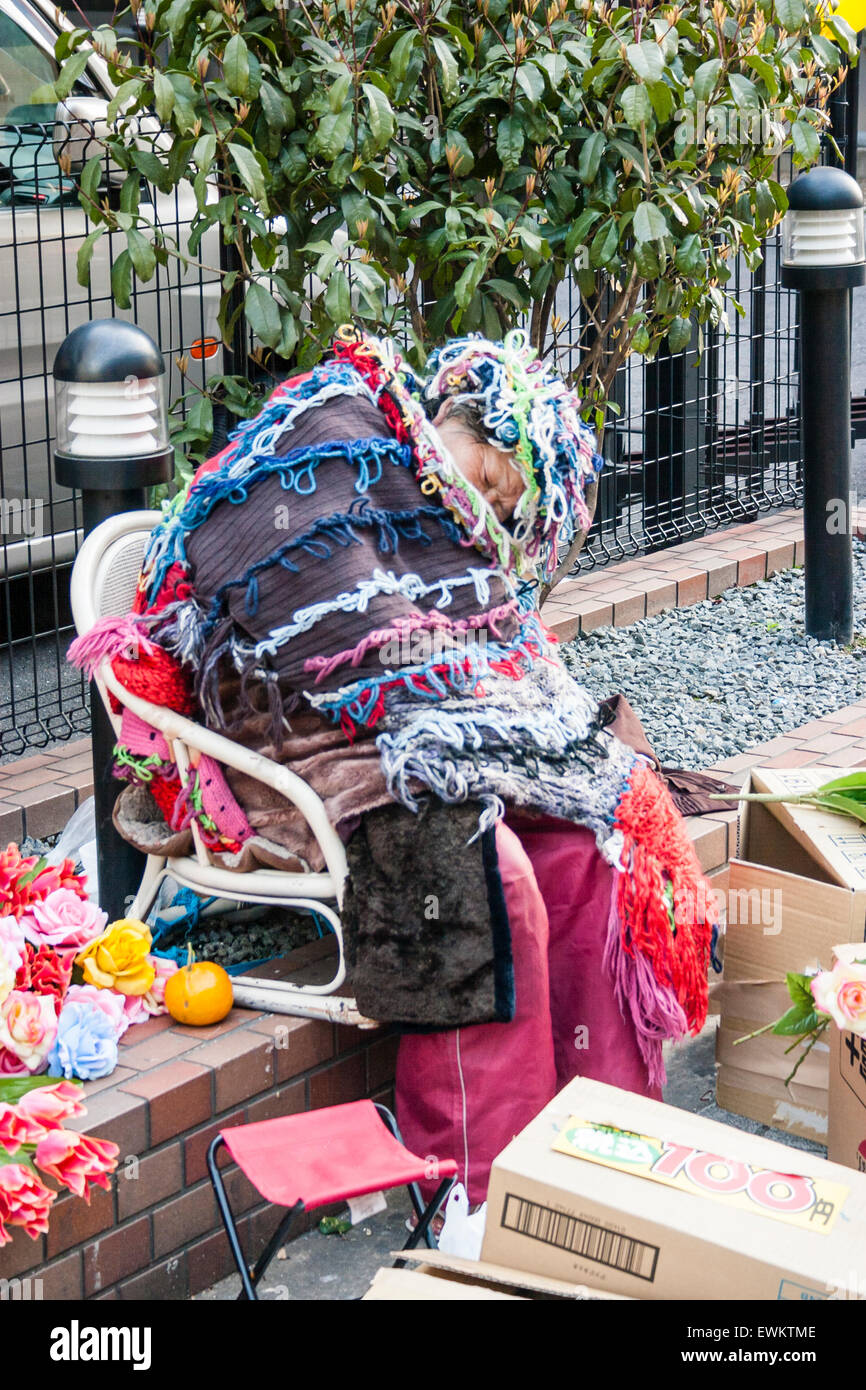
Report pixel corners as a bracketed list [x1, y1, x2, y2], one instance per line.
[68, 326, 718, 1085]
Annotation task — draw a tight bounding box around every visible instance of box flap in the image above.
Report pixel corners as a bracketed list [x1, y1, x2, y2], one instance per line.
[392, 1248, 632, 1299]
[363, 1266, 525, 1300]
[746, 768, 866, 893]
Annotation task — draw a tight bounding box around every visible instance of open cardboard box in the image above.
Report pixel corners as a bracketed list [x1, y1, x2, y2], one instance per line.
[480, 1077, 866, 1300]
[715, 766, 866, 1139]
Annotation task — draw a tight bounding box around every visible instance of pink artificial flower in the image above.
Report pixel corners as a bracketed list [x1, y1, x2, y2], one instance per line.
[16, 1079, 85, 1127]
[0, 991, 57, 1072]
[0, 1161, 56, 1243]
[812, 962, 866, 1036]
[34, 1128, 118, 1201]
[0, 1047, 27, 1076]
[121, 992, 150, 1030]
[19, 889, 107, 952]
[0, 917, 25, 968]
[0, 1103, 48, 1150]
[0, 845, 87, 920]
[144, 955, 179, 1016]
[65, 984, 130, 1039]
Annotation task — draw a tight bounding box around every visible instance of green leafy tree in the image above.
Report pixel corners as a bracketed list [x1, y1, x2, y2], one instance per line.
[45, 0, 858, 458]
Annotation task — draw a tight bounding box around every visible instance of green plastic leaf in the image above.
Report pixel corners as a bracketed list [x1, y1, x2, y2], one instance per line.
[812, 793, 866, 824]
[815, 772, 866, 799]
[244, 281, 281, 349]
[619, 84, 652, 129]
[497, 115, 525, 170]
[0, 1076, 79, 1105]
[224, 34, 250, 98]
[773, 1002, 823, 1036]
[786, 972, 816, 1010]
[633, 200, 667, 242]
[578, 131, 605, 185]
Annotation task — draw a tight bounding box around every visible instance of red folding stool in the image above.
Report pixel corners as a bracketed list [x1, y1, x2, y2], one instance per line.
[207, 1099, 458, 1299]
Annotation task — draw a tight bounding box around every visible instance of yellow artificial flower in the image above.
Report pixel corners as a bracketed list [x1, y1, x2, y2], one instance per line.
[76, 918, 155, 997]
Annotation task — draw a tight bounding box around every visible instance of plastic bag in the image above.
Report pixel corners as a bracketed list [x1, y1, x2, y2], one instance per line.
[45, 797, 99, 901]
[436, 1182, 487, 1261]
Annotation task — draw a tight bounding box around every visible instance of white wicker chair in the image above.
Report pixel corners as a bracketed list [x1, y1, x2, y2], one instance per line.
[70, 510, 374, 1026]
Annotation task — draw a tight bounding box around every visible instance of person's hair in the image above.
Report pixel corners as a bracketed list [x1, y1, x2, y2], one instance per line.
[433, 398, 489, 443]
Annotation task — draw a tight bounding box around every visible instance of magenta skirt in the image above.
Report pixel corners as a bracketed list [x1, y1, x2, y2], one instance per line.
[395, 813, 662, 1205]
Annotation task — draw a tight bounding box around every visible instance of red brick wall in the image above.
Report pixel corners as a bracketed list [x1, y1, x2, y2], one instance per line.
[0, 1011, 398, 1300]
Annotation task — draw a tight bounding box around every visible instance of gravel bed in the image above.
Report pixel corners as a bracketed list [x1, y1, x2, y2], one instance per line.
[560, 542, 866, 769]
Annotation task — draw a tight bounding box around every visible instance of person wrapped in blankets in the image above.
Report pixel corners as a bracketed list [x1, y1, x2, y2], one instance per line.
[70, 326, 719, 1206]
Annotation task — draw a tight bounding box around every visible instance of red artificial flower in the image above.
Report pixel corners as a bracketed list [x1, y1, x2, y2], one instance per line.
[15, 944, 75, 1011]
[0, 844, 88, 921]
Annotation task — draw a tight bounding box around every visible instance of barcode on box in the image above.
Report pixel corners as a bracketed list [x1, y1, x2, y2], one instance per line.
[501, 1193, 659, 1282]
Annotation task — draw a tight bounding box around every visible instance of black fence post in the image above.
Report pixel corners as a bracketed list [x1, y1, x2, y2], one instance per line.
[53, 320, 173, 919]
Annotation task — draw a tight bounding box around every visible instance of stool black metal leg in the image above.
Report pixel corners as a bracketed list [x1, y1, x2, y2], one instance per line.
[249, 1201, 304, 1289]
[395, 1175, 455, 1266]
[207, 1136, 257, 1301]
[375, 1102, 443, 1251]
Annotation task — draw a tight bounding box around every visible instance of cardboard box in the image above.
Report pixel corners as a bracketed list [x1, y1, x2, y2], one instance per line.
[362, 1250, 632, 1300]
[716, 766, 866, 1138]
[828, 1021, 866, 1172]
[481, 1077, 866, 1300]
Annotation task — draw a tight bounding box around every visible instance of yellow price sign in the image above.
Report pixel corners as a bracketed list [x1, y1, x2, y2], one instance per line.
[553, 1118, 848, 1234]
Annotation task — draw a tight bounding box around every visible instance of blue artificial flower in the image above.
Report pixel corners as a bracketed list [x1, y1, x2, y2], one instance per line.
[45, 1000, 118, 1082]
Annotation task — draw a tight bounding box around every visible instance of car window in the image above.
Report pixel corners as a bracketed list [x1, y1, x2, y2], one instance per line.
[0, 11, 59, 124]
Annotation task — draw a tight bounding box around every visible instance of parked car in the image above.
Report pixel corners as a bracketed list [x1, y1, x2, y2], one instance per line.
[0, 0, 221, 571]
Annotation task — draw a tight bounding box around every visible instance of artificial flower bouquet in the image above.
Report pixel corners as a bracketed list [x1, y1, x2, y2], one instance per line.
[736, 943, 866, 1084]
[0, 1075, 117, 1244]
[0, 842, 177, 1082]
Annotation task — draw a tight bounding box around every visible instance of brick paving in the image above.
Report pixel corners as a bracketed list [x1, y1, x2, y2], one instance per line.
[3, 504, 866, 1299]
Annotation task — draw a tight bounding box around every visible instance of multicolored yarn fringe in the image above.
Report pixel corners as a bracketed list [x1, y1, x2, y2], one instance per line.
[333, 325, 602, 581]
[66, 325, 717, 1060]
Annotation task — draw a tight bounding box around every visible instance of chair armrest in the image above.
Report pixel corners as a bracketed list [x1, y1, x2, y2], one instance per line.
[100, 660, 349, 895]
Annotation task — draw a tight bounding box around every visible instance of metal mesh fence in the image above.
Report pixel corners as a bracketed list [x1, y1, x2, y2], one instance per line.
[0, 64, 860, 756]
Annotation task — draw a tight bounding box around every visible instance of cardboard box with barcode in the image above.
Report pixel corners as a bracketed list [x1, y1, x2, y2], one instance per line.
[715, 765, 866, 1140]
[481, 1076, 866, 1300]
